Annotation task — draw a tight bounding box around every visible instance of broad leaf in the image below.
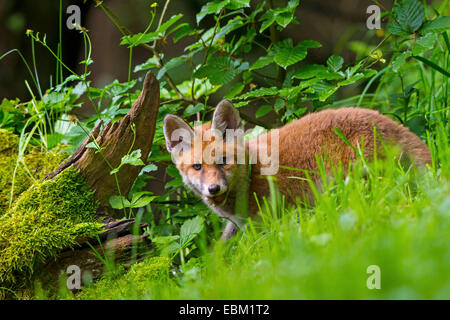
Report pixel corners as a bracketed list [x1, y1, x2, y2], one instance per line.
[391, 0, 425, 34]
[421, 16, 450, 34]
[274, 45, 307, 69]
[327, 55, 344, 72]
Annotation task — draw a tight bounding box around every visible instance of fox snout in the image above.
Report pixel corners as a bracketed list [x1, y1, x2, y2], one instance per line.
[208, 184, 221, 195]
[205, 181, 227, 197]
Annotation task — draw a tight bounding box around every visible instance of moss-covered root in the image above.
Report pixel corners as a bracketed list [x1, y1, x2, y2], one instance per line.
[0, 167, 103, 296]
[76, 257, 171, 300]
[0, 129, 68, 216]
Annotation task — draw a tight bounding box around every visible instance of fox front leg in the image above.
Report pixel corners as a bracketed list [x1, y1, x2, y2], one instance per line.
[220, 221, 238, 240]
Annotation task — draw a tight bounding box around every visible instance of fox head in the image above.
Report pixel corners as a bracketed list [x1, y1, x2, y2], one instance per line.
[163, 100, 247, 206]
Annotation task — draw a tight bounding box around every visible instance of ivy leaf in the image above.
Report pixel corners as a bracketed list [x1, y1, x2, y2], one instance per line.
[327, 55, 344, 72]
[421, 16, 450, 34]
[274, 45, 307, 69]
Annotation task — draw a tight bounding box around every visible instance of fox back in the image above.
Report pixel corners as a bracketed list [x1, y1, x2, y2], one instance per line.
[163, 100, 431, 239]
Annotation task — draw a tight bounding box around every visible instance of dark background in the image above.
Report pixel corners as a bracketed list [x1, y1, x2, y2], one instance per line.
[0, 0, 389, 103]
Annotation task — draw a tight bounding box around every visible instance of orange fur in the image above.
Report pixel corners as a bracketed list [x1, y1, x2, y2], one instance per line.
[164, 101, 431, 239]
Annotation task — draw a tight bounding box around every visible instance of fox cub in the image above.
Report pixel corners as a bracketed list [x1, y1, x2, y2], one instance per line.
[163, 99, 431, 239]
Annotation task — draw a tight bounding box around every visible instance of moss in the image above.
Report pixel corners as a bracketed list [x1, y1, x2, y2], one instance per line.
[0, 167, 103, 294]
[0, 129, 68, 216]
[0, 129, 19, 155]
[76, 257, 171, 300]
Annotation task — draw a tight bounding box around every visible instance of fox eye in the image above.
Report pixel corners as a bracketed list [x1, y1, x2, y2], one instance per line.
[192, 163, 202, 171]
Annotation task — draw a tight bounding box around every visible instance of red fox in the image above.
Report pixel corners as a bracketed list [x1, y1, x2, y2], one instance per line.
[163, 99, 431, 239]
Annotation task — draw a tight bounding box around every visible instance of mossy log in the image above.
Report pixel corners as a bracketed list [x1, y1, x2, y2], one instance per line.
[39, 71, 160, 290]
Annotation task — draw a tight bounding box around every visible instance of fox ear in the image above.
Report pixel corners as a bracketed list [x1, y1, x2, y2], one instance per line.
[211, 99, 242, 134]
[163, 114, 195, 152]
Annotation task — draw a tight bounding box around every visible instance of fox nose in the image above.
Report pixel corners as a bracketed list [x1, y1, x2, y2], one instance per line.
[208, 184, 221, 195]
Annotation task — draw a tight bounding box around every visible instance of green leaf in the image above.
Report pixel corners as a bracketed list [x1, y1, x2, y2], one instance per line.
[387, 21, 411, 36]
[250, 55, 274, 70]
[274, 45, 307, 69]
[412, 33, 438, 55]
[391, 0, 425, 34]
[327, 55, 344, 72]
[293, 64, 327, 79]
[157, 14, 183, 35]
[131, 195, 156, 208]
[121, 149, 145, 167]
[157, 56, 186, 80]
[224, 82, 245, 99]
[255, 105, 272, 118]
[312, 81, 339, 101]
[184, 103, 205, 116]
[391, 51, 412, 72]
[194, 57, 248, 85]
[338, 69, 376, 86]
[120, 32, 158, 47]
[196, 0, 226, 24]
[238, 87, 278, 99]
[109, 195, 131, 209]
[180, 216, 204, 246]
[298, 40, 322, 48]
[173, 24, 198, 43]
[421, 16, 450, 34]
[140, 164, 158, 174]
[260, 13, 276, 33]
[275, 10, 294, 28]
[134, 56, 159, 72]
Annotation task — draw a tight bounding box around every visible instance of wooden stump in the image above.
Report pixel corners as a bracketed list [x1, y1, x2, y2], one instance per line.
[46, 71, 160, 211]
[41, 71, 161, 289]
